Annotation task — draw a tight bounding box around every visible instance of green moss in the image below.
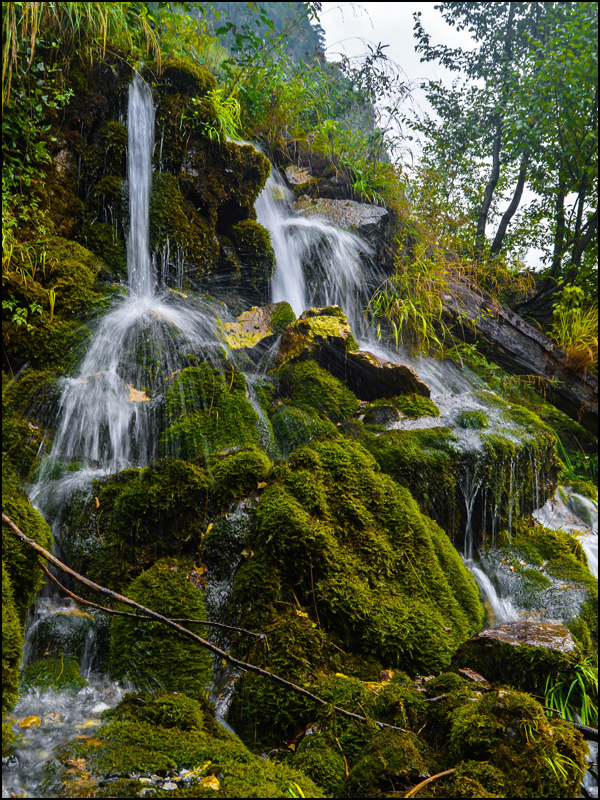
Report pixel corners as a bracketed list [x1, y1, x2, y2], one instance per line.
[20, 656, 88, 693]
[82, 121, 128, 182]
[2, 562, 23, 712]
[109, 557, 212, 694]
[293, 733, 346, 796]
[271, 403, 338, 455]
[449, 760, 507, 798]
[106, 692, 205, 731]
[150, 173, 219, 282]
[150, 58, 217, 97]
[224, 219, 276, 299]
[2, 461, 53, 622]
[395, 394, 441, 419]
[457, 409, 489, 429]
[212, 449, 271, 502]
[276, 359, 359, 423]
[362, 426, 460, 534]
[344, 729, 428, 797]
[230, 438, 483, 747]
[162, 363, 261, 464]
[56, 693, 324, 798]
[270, 301, 296, 333]
[62, 458, 210, 592]
[565, 480, 597, 501]
[448, 691, 587, 798]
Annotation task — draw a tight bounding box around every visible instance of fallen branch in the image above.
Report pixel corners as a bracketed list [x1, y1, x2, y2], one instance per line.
[4, 512, 412, 736]
[39, 562, 264, 639]
[404, 768, 456, 798]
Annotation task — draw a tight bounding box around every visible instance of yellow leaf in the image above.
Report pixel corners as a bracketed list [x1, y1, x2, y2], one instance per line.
[241, 547, 254, 558]
[296, 609, 308, 618]
[95, 497, 100, 509]
[200, 775, 220, 790]
[126, 383, 150, 402]
[257, 482, 267, 489]
[19, 716, 41, 728]
[75, 719, 99, 728]
[205, 523, 213, 537]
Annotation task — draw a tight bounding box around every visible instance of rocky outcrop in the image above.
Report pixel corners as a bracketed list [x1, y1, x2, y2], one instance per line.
[219, 302, 296, 352]
[344, 350, 430, 400]
[294, 197, 388, 238]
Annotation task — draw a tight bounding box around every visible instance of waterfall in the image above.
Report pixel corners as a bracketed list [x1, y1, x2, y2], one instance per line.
[255, 166, 371, 330]
[126, 72, 155, 298]
[464, 559, 519, 626]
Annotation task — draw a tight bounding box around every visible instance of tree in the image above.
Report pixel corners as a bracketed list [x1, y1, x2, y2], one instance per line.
[412, 2, 598, 318]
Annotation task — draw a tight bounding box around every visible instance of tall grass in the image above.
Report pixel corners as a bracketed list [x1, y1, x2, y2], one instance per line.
[544, 657, 598, 727]
[550, 303, 598, 374]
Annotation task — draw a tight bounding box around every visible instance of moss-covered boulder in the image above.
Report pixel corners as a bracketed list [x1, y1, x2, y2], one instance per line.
[223, 219, 276, 302]
[60, 458, 210, 592]
[54, 691, 324, 798]
[344, 349, 431, 401]
[161, 363, 261, 464]
[276, 358, 359, 423]
[275, 305, 358, 367]
[20, 655, 88, 693]
[229, 437, 483, 746]
[109, 557, 212, 694]
[453, 620, 580, 696]
[271, 403, 338, 456]
[448, 690, 587, 798]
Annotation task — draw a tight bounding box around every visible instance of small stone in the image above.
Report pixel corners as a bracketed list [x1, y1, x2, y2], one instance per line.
[458, 667, 491, 689]
[42, 712, 64, 726]
[2, 755, 19, 769]
[139, 777, 152, 784]
[200, 775, 221, 790]
[19, 716, 41, 728]
[161, 782, 178, 791]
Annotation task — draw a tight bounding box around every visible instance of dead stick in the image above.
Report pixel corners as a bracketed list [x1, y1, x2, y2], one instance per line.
[404, 768, 456, 798]
[4, 513, 410, 735]
[39, 562, 264, 638]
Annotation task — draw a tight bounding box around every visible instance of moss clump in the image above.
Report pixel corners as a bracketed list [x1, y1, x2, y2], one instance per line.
[270, 301, 297, 333]
[395, 394, 441, 419]
[276, 359, 359, 423]
[162, 363, 261, 464]
[212, 449, 271, 502]
[20, 656, 88, 693]
[230, 438, 483, 747]
[56, 691, 324, 798]
[62, 458, 210, 592]
[271, 403, 338, 455]
[449, 690, 587, 798]
[225, 219, 276, 300]
[344, 729, 428, 797]
[362, 426, 460, 534]
[2, 562, 23, 712]
[2, 461, 53, 622]
[292, 733, 346, 796]
[109, 557, 212, 695]
[448, 760, 507, 798]
[457, 409, 489, 429]
[150, 58, 217, 97]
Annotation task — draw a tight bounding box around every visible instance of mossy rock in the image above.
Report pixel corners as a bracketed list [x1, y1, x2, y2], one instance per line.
[275, 306, 358, 369]
[292, 733, 346, 795]
[55, 691, 324, 798]
[457, 409, 489, 429]
[452, 620, 581, 696]
[344, 729, 429, 797]
[61, 458, 211, 592]
[271, 403, 338, 456]
[149, 58, 217, 97]
[220, 302, 296, 351]
[162, 363, 261, 464]
[27, 607, 96, 661]
[212, 449, 271, 502]
[448, 690, 588, 798]
[150, 173, 220, 283]
[81, 121, 128, 182]
[2, 562, 23, 712]
[275, 359, 359, 423]
[223, 219, 276, 302]
[20, 656, 88, 693]
[109, 557, 212, 694]
[229, 438, 483, 747]
[2, 461, 53, 622]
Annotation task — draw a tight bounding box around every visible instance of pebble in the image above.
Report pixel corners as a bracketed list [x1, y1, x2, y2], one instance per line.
[161, 782, 178, 791]
[18, 716, 41, 728]
[2, 755, 19, 769]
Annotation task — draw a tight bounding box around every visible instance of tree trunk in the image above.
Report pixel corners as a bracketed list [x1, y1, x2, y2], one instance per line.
[443, 282, 598, 435]
[490, 154, 528, 254]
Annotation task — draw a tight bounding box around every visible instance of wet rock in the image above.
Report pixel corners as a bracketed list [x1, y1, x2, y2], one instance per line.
[284, 165, 313, 187]
[344, 350, 430, 401]
[161, 781, 178, 791]
[457, 667, 491, 689]
[2, 755, 19, 769]
[18, 715, 41, 728]
[454, 620, 580, 694]
[362, 404, 401, 425]
[295, 196, 388, 237]
[220, 302, 296, 353]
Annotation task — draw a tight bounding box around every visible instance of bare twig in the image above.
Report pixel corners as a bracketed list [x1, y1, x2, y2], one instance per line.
[4, 512, 412, 735]
[38, 561, 264, 638]
[404, 768, 456, 798]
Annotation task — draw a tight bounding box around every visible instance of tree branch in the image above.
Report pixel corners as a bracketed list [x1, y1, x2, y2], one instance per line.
[3, 512, 413, 736]
[490, 153, 528, 254]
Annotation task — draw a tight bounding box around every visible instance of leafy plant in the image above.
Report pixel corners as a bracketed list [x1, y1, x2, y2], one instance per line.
[2, 296, 42, 331]
[544, 656, 598, 727]
[180, 88, 241, 145]
[549, 286, 598, 374]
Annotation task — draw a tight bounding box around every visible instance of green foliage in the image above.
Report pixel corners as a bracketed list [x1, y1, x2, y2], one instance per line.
[545, 656, 598, 727]
[395, 394, 441, 419]
[457, 409, 489, 430]
[109, 557, 212, 695]
[2, 561, 23, 712]
[549, 286, 598, 374]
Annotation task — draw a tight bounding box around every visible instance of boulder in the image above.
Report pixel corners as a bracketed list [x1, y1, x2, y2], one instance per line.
[453, 620, 579, 694]
[284, 165, 314, 187]
[275, 306, 358, 368]
[294, 197, 388, 237]
[344, 350, 430, 400]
